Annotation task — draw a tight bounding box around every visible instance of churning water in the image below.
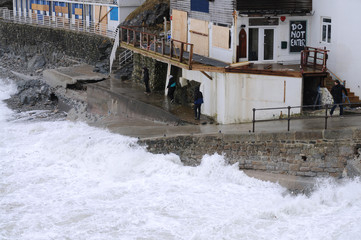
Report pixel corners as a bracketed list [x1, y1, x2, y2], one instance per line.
[1, 78, 361, 240]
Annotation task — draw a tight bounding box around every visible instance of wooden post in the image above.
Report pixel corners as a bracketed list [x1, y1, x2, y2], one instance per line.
[162, 38, 165, 55]
[180, 43, 184, 63]
[133, 30, 136, 46]
[170, 40, 173, 59]
[147, 34, 150, 50]
[188, 44, 194, 70]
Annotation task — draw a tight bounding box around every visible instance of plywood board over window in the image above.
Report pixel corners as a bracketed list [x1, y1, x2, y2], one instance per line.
[190, 18, 209, 57]
[95, 5, 108, 24]
[212, 25, 229, 49]
[171, 9, 187, 49]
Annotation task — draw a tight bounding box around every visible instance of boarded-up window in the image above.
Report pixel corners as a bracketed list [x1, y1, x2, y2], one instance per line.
[212, 25, 230, 49]
[171, 9, 188, 47]
[190, 18, 209, 56]
[95, 6, 108, 24]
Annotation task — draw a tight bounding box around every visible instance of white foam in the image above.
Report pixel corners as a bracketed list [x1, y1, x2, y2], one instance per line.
[1, 78, 361, 240]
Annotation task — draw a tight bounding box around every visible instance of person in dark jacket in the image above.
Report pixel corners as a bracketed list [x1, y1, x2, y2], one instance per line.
[330, 80, 348, 116]
[167, 75, 176, 103]
[194, 86, 203, 120]
[142, 67, 151, 93]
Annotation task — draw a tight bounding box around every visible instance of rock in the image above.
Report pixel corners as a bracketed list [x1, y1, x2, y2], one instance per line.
[27, 54, 46, 70]
[121, 2, 170, 28]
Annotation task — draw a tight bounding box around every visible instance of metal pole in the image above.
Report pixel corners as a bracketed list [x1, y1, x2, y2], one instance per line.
[325, 104, 328, 130]
[287, 106, 291, 131]
[252, 108, 256, 133]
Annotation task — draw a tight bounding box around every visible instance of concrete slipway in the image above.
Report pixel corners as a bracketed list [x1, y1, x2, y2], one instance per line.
[43, 64, 361, 192]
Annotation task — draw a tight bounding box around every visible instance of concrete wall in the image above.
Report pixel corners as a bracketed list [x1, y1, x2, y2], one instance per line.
[182, 69, 302, 124]
[140, 128, 361, 178]
[310, 0, 361, 99]
[0, 21, 110, 66]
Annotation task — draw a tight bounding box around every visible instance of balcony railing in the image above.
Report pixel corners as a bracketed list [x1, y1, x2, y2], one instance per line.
[301, 46, 329, 72]
[0, 9, 116, 39]
[119, 26, 194, 69]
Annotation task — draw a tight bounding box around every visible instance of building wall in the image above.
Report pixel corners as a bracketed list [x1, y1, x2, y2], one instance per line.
[170, 0, 234, 25]
[182, 70, 302, 124]
[237, 15, 312, 63]
[310, 0, 361, 99]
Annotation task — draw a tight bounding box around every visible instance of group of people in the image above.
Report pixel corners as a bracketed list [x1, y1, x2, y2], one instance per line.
[142, 67, 203, 120]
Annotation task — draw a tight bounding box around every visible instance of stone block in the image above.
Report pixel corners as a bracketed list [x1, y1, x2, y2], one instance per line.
[323, 129, 353, 140]
[289, 164, 300, 171]
[295, 130, 323, 141]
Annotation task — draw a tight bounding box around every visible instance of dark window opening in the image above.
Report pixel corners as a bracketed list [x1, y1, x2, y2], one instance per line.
[191, 0, 209, 13]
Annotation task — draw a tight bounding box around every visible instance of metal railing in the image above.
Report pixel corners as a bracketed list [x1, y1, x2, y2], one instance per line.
[119, 49, 133, 67]
[109, 28, 119, 71]
[252, 102, 361, 133]
[0, 9, 116, 39]
[119, 26, 194, 69]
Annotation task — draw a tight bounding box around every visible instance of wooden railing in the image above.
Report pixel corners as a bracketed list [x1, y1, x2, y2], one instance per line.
[301, 46, 329, 72]
[119, 26, 194, 69]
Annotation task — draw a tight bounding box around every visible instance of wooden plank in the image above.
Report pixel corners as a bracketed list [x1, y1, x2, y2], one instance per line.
[95, 5, 108, 24]
[61, 6, 68, 14]
[75, 8, 82, 15]
[201, 71, 213, 80]
[190, 18, 209, 56]
[171, 9, 187, 49]
[236, 0, 312, 13]
[212, 25, 229, 49]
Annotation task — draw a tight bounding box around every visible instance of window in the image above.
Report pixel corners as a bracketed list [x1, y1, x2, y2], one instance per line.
[191, 0, 209, 13]
[322, 17, 331, 43]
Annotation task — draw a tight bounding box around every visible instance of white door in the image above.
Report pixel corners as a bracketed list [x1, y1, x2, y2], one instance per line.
[248, 27, 276, 62]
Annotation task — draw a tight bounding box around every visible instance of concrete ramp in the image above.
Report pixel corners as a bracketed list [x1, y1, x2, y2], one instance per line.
[43, 64, 107, 88]
[87, 82, 183, 125]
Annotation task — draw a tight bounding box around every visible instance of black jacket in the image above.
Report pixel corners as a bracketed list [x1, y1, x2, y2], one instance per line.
[143, 68, 149, 83]
[167, 77, 176, 88]
[331, 84, 347, 102]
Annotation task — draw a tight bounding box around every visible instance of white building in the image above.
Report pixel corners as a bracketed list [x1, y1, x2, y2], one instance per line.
[310, 0, 361, 100]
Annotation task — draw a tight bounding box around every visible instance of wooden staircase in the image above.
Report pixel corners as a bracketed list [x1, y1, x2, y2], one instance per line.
[323, 73, 361, 106]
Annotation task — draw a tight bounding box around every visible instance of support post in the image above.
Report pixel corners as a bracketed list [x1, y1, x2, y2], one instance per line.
[164, 63, 172, 96]
[252, 108, 256, 133]
[287, 106, 291, 131]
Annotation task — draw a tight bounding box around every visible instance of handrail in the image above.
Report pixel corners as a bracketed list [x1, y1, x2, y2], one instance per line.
[0, 9, 116, 39]
[327, 68, 346, 86]
[252, 102, 361, 133]
[109, 28, 120, 72]
[301, 46, 329, 72]
[118, 26, 194, 69]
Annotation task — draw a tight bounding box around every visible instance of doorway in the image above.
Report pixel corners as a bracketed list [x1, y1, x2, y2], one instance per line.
[248, 28, 275, 62]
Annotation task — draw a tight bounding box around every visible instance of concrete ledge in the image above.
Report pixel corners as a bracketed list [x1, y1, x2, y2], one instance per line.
[43, 64, 107, 88]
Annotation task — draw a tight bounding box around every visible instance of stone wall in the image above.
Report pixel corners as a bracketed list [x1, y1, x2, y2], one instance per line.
[139, 128, 361, 178]
[132, 53, 168, 92]
[0, 21, 111, 67]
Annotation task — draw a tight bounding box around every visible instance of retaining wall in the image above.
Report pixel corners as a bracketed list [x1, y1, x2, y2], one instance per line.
[139, 128, 361, 178]
[0, 21, 110, 65]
